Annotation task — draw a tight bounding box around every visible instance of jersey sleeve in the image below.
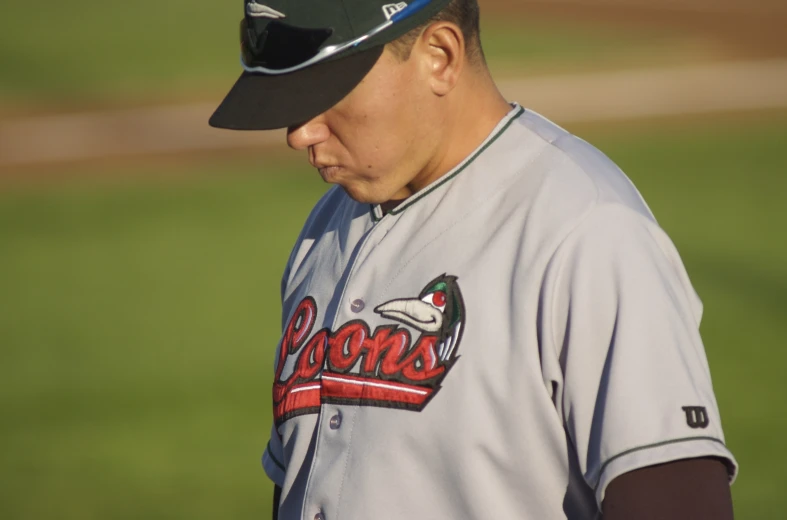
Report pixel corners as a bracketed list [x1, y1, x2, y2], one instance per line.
[263, 257, 289, 487]
[542, 203, 737, 509]
[262, 247, 299, 487]
[262, 423, 286, 486]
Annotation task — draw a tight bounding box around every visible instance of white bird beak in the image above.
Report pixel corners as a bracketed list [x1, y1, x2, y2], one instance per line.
[374, 298, 443, 333]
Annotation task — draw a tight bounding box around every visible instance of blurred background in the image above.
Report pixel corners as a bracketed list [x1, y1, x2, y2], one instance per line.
[1, 0, 786, 518]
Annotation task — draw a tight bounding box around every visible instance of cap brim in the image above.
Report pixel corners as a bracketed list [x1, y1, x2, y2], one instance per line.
[209, 45, 384, 131]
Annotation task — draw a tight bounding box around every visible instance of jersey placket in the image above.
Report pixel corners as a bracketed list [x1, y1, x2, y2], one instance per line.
[300, 212, 400, 520]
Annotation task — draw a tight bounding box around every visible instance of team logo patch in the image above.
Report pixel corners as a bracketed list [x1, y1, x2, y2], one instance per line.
[273, 274, 465, 425]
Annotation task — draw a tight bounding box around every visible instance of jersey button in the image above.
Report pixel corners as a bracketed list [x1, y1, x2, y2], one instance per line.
[350, 299, 365, 313]
[329, 413, 342, 430]
[314, 513, 325, 520]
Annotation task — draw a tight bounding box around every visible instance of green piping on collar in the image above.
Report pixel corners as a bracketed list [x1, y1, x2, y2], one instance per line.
[369, 105, 525, 222]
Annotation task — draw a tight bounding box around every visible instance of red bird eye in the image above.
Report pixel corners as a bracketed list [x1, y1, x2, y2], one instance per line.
[432, 291, 447, 307]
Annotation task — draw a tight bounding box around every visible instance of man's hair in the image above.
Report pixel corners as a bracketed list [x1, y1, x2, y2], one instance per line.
[388, 0, 484, 64]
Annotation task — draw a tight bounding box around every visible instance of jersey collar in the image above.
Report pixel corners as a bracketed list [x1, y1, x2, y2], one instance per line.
[370, 104, 525, 222]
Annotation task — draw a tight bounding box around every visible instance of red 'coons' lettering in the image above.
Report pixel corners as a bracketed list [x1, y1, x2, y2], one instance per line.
[328, 322, 367, 371]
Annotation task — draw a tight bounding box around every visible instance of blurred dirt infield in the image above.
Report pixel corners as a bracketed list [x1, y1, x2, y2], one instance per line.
[2, 0, 787, 174]
[3, 59, 786, 173]
[482, 0, 787, 56]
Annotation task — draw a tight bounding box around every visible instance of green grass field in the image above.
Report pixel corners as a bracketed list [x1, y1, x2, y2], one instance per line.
[1, 0, 782, 517]
[0, 0, 698, 104]
[1, 119, 785, 518]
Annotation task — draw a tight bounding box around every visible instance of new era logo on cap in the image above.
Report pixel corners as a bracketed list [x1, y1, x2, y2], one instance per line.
[246, 1, 286, 19]
[383, 2, 408, 20]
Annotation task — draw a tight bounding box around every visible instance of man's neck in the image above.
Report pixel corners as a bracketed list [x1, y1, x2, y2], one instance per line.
[393, 78, 512, 202]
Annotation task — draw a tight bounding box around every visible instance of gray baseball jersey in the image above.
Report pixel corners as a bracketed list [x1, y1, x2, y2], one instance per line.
[262, 105, 737, 520]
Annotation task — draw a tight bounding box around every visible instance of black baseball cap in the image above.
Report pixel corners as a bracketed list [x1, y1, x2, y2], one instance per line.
[210, 0, 452, 131]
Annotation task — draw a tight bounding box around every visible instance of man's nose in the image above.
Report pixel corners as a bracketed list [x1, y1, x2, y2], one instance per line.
[287, 118, 331, 150]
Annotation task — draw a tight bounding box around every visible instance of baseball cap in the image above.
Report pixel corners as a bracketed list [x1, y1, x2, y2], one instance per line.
[210, 0, 452, 131]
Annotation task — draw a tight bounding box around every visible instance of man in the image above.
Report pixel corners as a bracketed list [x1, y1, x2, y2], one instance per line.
[210, 0, 738, 518]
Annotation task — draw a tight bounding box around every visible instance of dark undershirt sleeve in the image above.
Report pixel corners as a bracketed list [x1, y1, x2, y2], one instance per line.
[602, 457, 734, 520]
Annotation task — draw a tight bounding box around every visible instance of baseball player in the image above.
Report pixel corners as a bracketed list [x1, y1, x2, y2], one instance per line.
[210, 0, 738, 518]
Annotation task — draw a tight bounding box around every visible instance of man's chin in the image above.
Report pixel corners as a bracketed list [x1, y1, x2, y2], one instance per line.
[318, 170, 397, 205]
[338, 184, 384, 205]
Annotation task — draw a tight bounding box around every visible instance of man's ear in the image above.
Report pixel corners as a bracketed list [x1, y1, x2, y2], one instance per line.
[416, 22, 465, 96]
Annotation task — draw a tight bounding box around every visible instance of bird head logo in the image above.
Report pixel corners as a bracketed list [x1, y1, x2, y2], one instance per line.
[374, 274, 465, 363]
